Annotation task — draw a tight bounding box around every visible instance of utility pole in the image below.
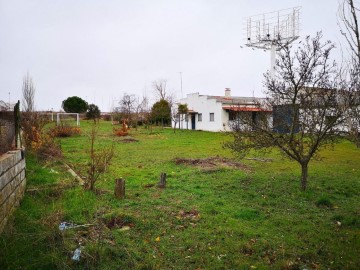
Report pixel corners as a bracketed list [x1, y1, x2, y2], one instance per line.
[8, 92, 10, 110]
[179, 72, 183, 99]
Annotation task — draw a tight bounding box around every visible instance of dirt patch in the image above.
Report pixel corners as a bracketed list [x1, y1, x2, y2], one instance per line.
[143, 183, 155, 188]
[104, 216, 135, 229]
[174, 157, 250, 171]
[170, 209, 201, 231]
[118, 136, 139, 143]
[94, 188, 111, 195]
[175, 209, 200, 220]
[75, 222, 114, 246]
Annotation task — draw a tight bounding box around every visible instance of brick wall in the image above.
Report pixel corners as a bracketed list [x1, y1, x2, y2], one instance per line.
[0, 150, 26, 233]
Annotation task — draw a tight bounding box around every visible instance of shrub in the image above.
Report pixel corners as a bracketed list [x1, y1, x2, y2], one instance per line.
[113, 129, 128, 137]
[86, 104, 101, 120]
[113, 121, 129, 137]
[22, 112, 50, 149]
[21, 112, 62, 160]
[35, 133, 63, 160]
[50, 126, 81, 137]
[102, 114, 112, 121]
[85, 123, 114, 191]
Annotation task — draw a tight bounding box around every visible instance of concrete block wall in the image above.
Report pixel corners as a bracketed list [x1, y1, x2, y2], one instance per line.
[0, 150, 26, 233]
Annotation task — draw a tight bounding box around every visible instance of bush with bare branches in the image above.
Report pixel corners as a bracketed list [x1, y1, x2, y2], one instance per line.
[85, 123, 115, 191]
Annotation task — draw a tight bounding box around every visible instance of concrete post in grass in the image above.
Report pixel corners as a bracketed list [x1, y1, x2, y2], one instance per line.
[114, 178, 125, 199]
[158, 172, 166, 188]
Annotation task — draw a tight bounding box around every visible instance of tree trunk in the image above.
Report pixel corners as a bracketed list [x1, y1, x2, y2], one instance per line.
[300, 163, 308, 191]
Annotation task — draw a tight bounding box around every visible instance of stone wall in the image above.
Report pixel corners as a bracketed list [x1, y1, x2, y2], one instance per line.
[0, 150, 26, 233]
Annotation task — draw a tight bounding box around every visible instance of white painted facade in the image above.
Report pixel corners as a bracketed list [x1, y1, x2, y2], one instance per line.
[173, 90, 270, 132]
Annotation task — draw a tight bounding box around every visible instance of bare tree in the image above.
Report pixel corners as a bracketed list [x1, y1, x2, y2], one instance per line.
[152, 79, 168, 101]
[178, 104, 188, 129]
[170, 104, 179, 133]
[22, 73, 35, 112]
[338, 0, 360, 63]
[171, 103, 188, 133]
[115, 93, 137, 126]
[138, 95, 154, 132]
[138, 95, 149, 115]
[338, 0, 360, 146]
[134, 95, 149, 129]
[85, 122, 114, 191]
[340, 66, 360, 146]
[225, 33, 353, 190]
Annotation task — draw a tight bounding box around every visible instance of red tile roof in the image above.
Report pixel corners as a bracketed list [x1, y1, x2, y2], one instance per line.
[222, 106, 272, 112]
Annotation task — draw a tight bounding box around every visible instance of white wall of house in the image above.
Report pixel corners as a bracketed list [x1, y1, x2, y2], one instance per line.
[174, 92, 273, 132]
[174, 93, 229, 132]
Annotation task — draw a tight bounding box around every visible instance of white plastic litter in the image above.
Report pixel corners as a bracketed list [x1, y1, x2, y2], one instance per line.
[59, 222, 77, 231]
[72, 247, 82, 261]
[59, 222, 93, 231]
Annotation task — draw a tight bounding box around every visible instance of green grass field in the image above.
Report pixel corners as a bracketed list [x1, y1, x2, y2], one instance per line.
[1, 120, 359, 269]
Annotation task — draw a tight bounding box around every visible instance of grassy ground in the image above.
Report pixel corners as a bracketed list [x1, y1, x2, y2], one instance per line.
[1, 120, 359, 269]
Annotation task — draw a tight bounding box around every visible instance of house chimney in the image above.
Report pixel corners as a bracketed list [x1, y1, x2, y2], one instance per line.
[225, 88, 231, 97]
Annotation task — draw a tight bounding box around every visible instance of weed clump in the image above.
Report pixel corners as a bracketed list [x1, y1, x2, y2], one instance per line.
[316, 196, 334, 208]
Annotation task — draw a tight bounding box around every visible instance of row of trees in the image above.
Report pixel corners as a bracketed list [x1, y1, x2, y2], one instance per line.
[61, 96, 100, 120]
[59, 79, 188, 128]
[113, 79, 187, 130]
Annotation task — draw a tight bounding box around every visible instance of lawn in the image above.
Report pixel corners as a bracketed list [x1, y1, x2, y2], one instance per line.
[1, 120, 359, 269]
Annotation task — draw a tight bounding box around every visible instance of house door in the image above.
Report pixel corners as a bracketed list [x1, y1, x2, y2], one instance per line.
[191, 114, 196, 130]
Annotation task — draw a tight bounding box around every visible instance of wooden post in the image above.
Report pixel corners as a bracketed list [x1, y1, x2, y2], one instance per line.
[158, 173, 166, 188]
[14, 101, 20, 148]
[114, 178, 125, 199]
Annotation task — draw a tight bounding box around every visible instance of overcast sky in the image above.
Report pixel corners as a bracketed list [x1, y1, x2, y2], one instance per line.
[0, 0, 344, 111]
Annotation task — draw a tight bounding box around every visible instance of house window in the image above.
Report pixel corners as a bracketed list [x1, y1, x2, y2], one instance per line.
[209, 113, 214, 122]
[229, 111, 239, 121]
[198, 113, 202, 122]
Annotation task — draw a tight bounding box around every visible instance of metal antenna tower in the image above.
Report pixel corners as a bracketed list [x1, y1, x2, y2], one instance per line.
[244, 7, 301, 77]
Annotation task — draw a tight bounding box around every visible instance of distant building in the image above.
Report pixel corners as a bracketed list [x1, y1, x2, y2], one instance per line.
[173, 88, 272, 132]
[0, 100, 14, 111]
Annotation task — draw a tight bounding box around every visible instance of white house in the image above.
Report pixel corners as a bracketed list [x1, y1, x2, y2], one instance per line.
[173, 88, 272, 132]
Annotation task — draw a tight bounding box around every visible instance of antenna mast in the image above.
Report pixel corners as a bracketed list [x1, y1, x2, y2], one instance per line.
[244, 7, 301, 78]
